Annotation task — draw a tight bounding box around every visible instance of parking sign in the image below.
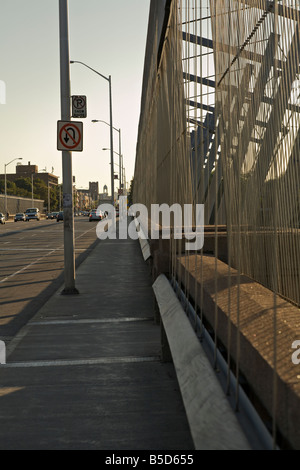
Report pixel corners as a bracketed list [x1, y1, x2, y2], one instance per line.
[72, 95, 87, 118]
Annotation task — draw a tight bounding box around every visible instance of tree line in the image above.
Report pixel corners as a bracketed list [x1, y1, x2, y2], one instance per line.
[0, 177, 61, 211]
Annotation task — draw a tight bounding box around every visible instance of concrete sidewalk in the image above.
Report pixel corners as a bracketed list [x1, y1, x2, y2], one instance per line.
[0, 225, 194, 450]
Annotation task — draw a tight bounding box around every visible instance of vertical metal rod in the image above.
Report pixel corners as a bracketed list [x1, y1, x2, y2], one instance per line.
[59, 0, 78, 295]
[72, 65, 114, 209]
[4, 164, 7, 216]
[118, 129, 122, 190]
[108, 76, 114, 207]
[4, 157, 22, 216]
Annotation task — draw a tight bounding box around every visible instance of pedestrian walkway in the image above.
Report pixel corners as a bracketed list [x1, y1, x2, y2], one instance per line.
[0, 223, 194, 450]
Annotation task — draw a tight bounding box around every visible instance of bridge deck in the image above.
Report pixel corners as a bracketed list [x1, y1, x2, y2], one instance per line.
[0, 225, 194, 450]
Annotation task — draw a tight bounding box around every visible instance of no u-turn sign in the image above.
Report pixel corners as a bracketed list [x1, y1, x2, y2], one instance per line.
[57, 120, 83, 151]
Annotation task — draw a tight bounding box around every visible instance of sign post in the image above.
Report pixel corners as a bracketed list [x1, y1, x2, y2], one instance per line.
[59, 0, 79, 295]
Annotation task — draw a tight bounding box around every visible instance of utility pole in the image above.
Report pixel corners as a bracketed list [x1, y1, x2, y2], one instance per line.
[108, 76, 114, 207]
[71, 63, 114, 207]
[59, 0, 78, 295]
[118, 129, 122, 192]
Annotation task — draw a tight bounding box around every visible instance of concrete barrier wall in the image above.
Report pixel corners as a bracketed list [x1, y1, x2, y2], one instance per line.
[0, 195, 44, 215]
[153, 273, 251, 450]
[176, 254, 300, 449]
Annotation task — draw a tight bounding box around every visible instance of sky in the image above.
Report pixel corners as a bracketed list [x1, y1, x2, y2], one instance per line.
[0, 0, 150, 195]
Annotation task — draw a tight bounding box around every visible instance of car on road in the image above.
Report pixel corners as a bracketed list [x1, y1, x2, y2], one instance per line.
[56, 211, 64, 222]
[14, 213, 26, 222]
[89, 209, 104, 222]
[0, 213, 6, 224]
[46, 212, 59, 220]
[25, 208, 40, 221]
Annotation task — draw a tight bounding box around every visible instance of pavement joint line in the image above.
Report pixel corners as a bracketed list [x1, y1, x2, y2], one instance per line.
[2, 356, 161, 368]
[30, 317, 154, 325]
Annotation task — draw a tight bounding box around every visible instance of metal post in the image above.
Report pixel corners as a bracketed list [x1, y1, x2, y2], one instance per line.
[108, 76, 114, 207]
[91, 119, 121, 199]
[70, 62, 114, 210]
[59, 0, 78, 295]
[118, 129, 122, 192]
[31, 173, 33, 206]
[4, 157, 22, 216]
[4, 164, 7, 216]
[121, 155, 124, 193]
[123, 167, 126, 195]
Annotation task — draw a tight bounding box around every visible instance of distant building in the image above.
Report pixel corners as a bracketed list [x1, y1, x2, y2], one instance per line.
[76, 189, 92, 210]
[89, 182, 99, 202]
[0, 161, 59, 187]
[76, 182, 100, 210]
[99, 184, 111, 205]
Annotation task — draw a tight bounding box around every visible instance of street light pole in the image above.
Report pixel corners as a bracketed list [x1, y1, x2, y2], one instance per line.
[31, 173, 34, 206]
[92, 120, 122, 193]
[4, 166, 7, 216]
[118, 128, 122, 191]
[59, 0, 78, 295]
[4, 157, 22, 216]
[31, 167, 46, 207]
[108, 77, 114, 207]
[70, 61, 114, 207]
[121, 154, 124, 193]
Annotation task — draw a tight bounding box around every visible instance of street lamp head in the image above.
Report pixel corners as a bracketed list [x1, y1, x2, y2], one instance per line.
[5, 157, 23, 168]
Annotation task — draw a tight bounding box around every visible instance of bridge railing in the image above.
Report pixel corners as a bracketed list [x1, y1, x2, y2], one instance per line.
[133, 0, 300, 450]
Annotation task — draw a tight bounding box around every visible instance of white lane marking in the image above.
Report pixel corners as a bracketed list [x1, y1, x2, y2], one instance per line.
[0, 248, 57, 252]
[0, 224, 98, 284]
[0, 249, 57, 284]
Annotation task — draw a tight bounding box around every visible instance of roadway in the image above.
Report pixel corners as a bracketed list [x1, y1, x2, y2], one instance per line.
[0, 216, 100, 342]
[0, 215, 196, 451]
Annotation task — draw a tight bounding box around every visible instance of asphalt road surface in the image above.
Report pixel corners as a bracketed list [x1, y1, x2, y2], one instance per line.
[0, 216, 100, 342]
